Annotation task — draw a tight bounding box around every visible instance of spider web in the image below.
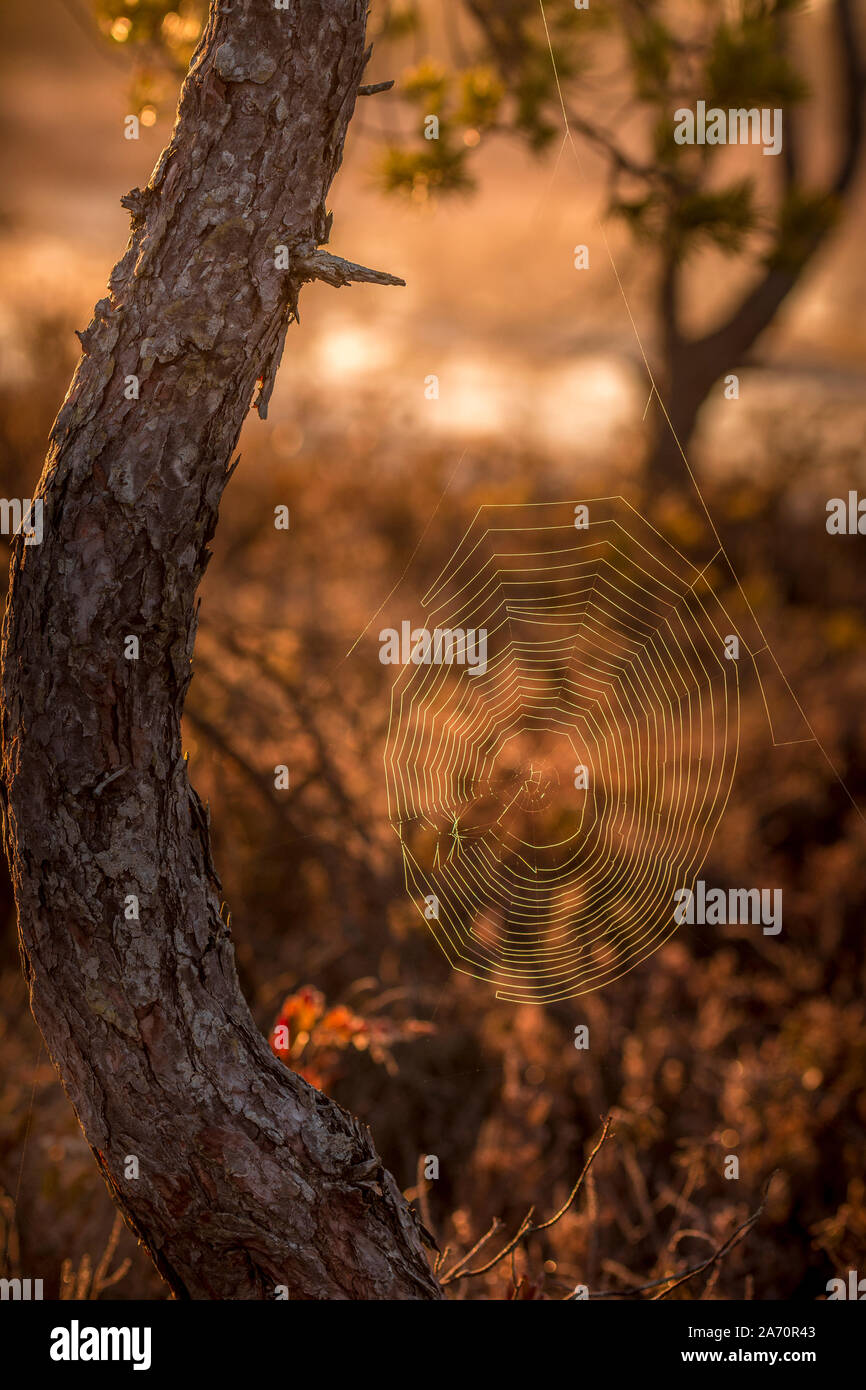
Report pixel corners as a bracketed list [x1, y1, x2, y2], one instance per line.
[384, 497, 742, 1002]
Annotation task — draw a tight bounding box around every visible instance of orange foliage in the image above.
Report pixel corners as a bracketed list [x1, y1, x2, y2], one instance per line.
[270, 985, 434, 1091]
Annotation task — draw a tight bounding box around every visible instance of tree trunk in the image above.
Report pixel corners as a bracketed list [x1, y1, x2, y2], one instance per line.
[645, 0, 864, 493]
[0, 0, 441, 1301]
[645, 377, 708, 493]
[644, 267, 795, 493]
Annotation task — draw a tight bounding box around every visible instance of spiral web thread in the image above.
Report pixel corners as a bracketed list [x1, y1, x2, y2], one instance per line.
[384, 498, 742, 1002]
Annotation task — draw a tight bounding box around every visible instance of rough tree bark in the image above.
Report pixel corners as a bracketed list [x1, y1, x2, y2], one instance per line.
[0, 1, 441, 1300]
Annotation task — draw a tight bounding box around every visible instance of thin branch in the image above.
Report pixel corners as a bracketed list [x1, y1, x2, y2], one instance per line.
[439, 1217, 503, 1282]
[583, 1171, 778, 1300]
[90, 1212, 132, 1298]
[440, 1114, 613, 1284]
[652, 1171, 777, 1300]
[209, 626, 376, 849]
[443, 1209, 535, 1284]
[531, 1112, 613, 1233]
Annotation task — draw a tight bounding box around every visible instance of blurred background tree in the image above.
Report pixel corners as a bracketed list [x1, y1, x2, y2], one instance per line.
[86, 0, 865, 490]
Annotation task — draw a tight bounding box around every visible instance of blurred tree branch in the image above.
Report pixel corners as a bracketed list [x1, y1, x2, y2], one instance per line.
[91, 0, 866, 489]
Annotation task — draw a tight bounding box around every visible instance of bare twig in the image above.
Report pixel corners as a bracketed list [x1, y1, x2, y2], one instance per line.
[583, 1171, 778, 1300]
[530, 1113, 613, 1233]
[60, 1213, 131, 1300]
[441, 1114, 613, 1285]
[439, 1217, 503, 1282]
[652, 1172, 777, 1300]
[91, 1212, 132, 1298]
[443, 1209, 534, 1285]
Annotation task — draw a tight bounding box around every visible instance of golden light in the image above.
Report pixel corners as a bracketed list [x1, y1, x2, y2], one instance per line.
[315, 324, 392, 378]
[111, 17, 132, 42]
[162, 12, 202, 42]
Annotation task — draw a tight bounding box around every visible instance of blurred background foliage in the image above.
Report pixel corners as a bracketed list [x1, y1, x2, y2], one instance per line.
[0, 0, 864, 1298]
[86, 0, 865, 488]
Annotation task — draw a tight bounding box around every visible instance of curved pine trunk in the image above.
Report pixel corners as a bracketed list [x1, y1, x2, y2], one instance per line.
[0, 0, 441, 1301]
